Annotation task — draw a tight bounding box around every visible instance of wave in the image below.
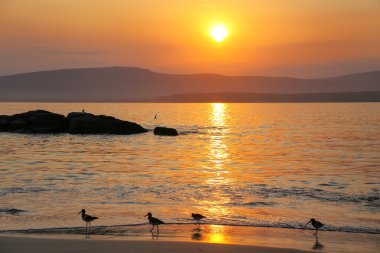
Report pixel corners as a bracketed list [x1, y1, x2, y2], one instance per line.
[1, 221, 379, 235]
[1, 184, 378, 208]
[0, 208, 26, 215]
[230, 201, 276, 207]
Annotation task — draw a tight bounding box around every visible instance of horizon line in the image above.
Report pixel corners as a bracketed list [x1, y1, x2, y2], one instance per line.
[1, 66, 380, 80]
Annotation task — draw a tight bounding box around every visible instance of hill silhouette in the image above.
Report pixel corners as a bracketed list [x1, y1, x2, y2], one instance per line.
[0, 67, 379, 102]
[152, 91, 380, 103]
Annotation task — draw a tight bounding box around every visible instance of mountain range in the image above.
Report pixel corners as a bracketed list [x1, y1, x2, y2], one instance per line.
[0, 67, 379, 102]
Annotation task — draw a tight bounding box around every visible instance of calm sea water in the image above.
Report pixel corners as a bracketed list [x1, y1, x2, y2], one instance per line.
[0, 103, 379, 234]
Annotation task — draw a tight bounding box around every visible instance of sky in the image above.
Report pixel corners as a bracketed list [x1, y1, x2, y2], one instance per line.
[1, 0, 380, 77]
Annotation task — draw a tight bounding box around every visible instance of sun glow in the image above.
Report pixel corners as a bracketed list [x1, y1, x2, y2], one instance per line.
[210, 24, 228, 42]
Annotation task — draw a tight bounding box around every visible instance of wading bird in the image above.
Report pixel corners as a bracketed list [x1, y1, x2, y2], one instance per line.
[145, 212, 165, 232]
[191, 213, 206, 225]
[79, 209, 98, 238]
[305, 218, 324, 236]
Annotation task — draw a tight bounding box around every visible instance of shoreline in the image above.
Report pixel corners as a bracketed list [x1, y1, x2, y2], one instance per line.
[0, 236, 311, 253]
[1, 224, 379, 253]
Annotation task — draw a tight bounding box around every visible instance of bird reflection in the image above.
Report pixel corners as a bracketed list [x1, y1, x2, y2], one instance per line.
[151, 230, 159, 240]
[192, 227, 203, 241]
[312, 235, 324, 250]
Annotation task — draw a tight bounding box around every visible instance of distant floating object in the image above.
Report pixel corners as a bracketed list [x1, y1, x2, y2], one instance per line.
[79, 209, 98, 238]
[145, 212, 165, 232]
[306, 218, 324, 236]
[154, 114, 157, 119]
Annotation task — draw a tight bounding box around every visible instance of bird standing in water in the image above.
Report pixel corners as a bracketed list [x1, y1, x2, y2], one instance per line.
[145, 212, 165, 232]
[191, 213, 206, 225]
[79, 209, 98, 238]
[305, 218, 324, 236]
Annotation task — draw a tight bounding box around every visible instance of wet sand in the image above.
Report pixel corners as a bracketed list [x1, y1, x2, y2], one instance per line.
[1, 224, 379, 253]
[0, 236, 312, 253]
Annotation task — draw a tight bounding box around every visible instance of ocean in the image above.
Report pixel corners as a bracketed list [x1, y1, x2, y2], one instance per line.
[0, 102, 379, 235]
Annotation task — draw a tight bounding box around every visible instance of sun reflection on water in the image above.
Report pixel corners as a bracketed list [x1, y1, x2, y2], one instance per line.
[210, 103, 226, 127]
[201, 103, 233, 219]
[206, 103, 231, 182]
[207, 225, 226, 244]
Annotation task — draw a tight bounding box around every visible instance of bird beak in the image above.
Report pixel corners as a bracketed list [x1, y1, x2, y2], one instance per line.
[144, 214, 148, 217]
[304, 221, 310, 227]
[78, 211, 82, 214]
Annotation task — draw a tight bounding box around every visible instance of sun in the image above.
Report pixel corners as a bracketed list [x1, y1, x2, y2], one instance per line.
[210, 24, 228, 42]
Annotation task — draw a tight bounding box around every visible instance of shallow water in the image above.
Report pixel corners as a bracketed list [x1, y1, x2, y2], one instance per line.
[2, 224, 380, 253]
[0, 103, 379, 234]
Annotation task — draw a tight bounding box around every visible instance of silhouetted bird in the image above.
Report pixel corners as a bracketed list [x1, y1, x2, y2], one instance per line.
[79, 209, 98, 238]
[305, 218, 324, 236]
[145, 212, 165, 232]
[154, 114, 157, 119]
[191, 213, 206, 224]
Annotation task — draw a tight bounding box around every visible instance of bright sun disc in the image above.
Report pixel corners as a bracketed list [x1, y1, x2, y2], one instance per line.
[210, 25, 228, 42]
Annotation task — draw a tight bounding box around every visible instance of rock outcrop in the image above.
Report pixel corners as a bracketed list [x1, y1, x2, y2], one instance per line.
[153, 126, 179, 136]
[0, 110, 68, 133]
[67, 112, 148, 135]
[0, 115, 11, 131]
[0, 110, 148, 135]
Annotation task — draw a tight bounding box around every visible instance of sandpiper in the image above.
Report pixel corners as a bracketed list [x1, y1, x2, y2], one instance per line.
[305, 218, 324, 236]
[145, 212, 165, 232]
[79, 209, 98, 238]
[191, 213, 206, 224]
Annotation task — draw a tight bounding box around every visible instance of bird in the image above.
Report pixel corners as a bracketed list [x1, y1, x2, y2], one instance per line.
[305, 218, 324, 236]
[145, 212, 165, 232]
[191, 213, 206, 225]
[78, 209, 98, 238]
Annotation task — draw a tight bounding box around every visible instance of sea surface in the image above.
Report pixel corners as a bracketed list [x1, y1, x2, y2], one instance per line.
[0, 103, 379, 235]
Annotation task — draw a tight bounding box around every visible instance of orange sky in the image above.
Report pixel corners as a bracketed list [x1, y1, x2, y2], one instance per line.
[1, 0, 380, 77]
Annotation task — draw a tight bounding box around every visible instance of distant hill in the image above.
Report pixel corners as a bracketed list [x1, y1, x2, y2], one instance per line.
[0, 67, 379, 102]
[152, 91, 380, 103]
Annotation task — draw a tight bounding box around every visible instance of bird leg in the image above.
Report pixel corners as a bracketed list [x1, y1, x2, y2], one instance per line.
[151, 225, 154, 232]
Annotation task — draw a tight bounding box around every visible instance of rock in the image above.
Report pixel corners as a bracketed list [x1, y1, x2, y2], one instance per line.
[4, 110, 68, 133]
[0, 115, 10, 131]
[1, 110, 147, 135]
[154, 126, 179, 136]
[67, 112, 148, 135]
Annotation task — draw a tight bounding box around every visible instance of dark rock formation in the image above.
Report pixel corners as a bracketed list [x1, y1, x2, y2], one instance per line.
[0, 110, 148, 135]
[67, 112, 148, 135]
[0, 110, 68, 133]
[154, 126, 179, 136]
[0, 115, 11, 131]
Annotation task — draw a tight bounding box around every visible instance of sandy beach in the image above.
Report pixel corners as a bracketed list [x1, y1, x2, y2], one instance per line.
[0, 236, 313, 253]
[1, 224, 379, 253]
